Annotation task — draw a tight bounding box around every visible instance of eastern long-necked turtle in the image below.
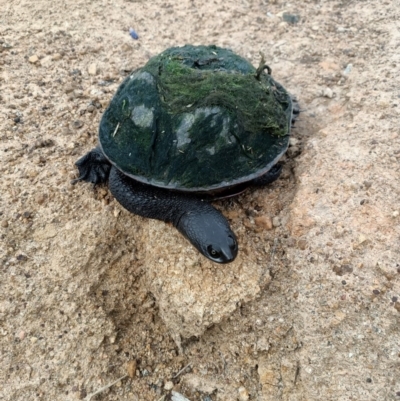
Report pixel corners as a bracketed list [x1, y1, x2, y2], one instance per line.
[74, 45, 297, 263]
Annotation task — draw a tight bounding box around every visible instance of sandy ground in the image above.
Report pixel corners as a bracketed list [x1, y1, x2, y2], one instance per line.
[1, 0, 400, 400]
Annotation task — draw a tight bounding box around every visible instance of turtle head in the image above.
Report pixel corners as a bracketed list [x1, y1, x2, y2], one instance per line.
[176, 204, 238, 263]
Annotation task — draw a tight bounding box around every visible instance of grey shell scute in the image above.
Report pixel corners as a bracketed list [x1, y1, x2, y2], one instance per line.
[99, 44, 293, 192]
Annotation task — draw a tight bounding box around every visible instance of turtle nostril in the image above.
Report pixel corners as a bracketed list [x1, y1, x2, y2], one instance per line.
[228, 235, 237, 251]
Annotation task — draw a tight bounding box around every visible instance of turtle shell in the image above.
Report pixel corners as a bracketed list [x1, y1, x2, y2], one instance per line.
[99, 45, 293, 193]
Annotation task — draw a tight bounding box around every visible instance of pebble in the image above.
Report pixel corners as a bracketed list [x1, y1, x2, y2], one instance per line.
[282, 12, 300, 24]
[171, 392, 191, 401]
[28, 55, 39, 64]
[289, 137, 300, 146]
[254, 215, 273, 230]
[126, 360, 137, 378]
[238, 386, 250, 401]
[40, 55, 52, 67]
[164, 381, 174, 391]
[72, 120, 84, 129]
[322, 87, 333, 98]
[88, 63, 98, 76]
[287, 146, 301, 158]
[392, 211, 399, 218]
[343, 63, 353, 75]
[272, 216, 281, 227]
[297, 239, 307, 250]
[1, 220, 8, 228]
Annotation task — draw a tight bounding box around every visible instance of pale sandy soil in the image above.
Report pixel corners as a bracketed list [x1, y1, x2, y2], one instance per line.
[1, 0, 399, 400]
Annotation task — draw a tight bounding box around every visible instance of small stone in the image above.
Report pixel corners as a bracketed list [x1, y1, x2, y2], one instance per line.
[1, 220, 8, 228]
[121, 43, 133, 52]
[343, 63, 353, 75]
[272, 216, 281, 227]
[311, 25, 319, 31]
[72, 120, 84, 129]
[52, 53, 62, 61]
[28, 55, 39, 64]
[18, 331, 25, 340]
[287, 146, 301, 158]
[88, 63, 98, 76]
[297, 239, 307, 250]
[394, 302, 400, 312]
[164, 381, 174, 391]
[126, 360, 137, 378]
[289, 137, 300, 146]
[254, 215, 273, 230]
[392, 211, 399, 217]
[171, 391, 191, 401]
[322, 87, 333, 98]
[40, 55, 52, 67]
[282, 12, 300, 24]
[333, 264, 353, 276]
[238, 386, 249, 401]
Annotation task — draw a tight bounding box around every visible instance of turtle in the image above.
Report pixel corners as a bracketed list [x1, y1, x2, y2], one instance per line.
[73, 44, 298, 263]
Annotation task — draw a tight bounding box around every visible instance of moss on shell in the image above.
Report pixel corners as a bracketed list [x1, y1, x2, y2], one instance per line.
[99, 45, 293, 191]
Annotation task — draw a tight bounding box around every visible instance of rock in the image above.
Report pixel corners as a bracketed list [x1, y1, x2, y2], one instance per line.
[164, 381, 174, 391]
[343, 63, 353, 75]
[88, 63, 98, 75]
[40, 55, 52, 66]
[282, 12, 300, 24]
[28, 55, 39, 64]
[254, 215, 273, 230]
[72, 120, 84, 129]
[297, 239, 307, 250]
[126, 360, 137, 378]
[272, 216, 281, 227]
[238, 386, 250, 401]
[171, 391, 191, 401]
[287, 145, 301, 158]
[322, 87, 333, 98]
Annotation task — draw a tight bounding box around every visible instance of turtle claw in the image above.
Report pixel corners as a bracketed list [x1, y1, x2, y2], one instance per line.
[73, 147, 111, 185]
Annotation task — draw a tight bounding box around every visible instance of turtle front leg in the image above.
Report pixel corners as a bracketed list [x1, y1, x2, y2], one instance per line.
[73, 147, 111, 184]
[108, 166, 238, 263]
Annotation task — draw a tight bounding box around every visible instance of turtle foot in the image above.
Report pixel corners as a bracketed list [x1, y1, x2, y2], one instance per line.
[72, 147, 111, 185]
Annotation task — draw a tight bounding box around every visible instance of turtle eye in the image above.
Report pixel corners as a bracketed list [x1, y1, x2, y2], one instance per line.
[207, 245, 221, 259]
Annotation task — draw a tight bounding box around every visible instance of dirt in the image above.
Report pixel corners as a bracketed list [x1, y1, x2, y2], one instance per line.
[1, 0, 399, 400]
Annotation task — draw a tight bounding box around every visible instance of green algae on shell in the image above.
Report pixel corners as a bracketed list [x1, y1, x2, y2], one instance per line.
[99, 44, 293, 192]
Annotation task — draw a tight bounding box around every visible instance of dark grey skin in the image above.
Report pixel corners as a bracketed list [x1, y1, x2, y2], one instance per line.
[73, 147, 283, 263]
